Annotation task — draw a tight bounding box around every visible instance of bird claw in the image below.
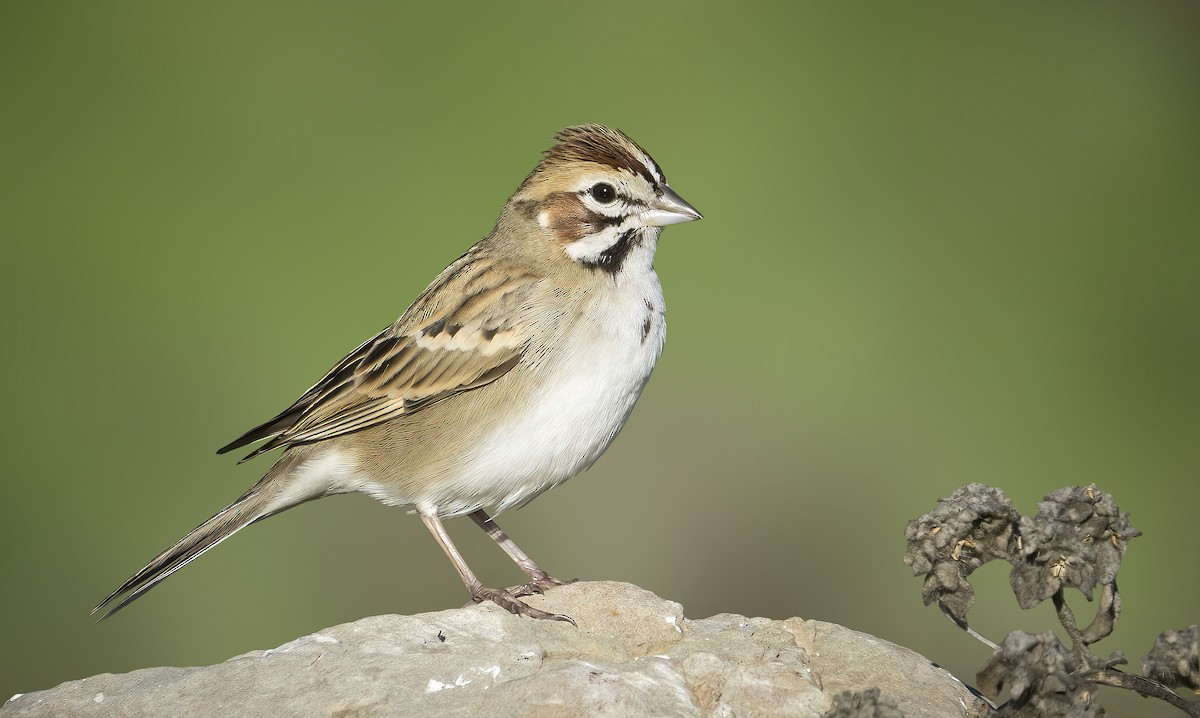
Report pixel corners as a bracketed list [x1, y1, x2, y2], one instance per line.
[472, 585, 577, 626]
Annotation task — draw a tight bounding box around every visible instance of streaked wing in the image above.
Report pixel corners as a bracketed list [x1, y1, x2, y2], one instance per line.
[219, 255, 539, 460]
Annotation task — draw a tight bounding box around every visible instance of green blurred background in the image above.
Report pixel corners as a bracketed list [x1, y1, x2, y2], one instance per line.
[2, 3, 1197, 715]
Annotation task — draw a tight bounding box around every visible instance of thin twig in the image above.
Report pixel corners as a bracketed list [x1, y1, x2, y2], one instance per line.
[1051, 590, 1102, 671]
[941, 607, 1000, 651]
[1084, 668, 1200, 718]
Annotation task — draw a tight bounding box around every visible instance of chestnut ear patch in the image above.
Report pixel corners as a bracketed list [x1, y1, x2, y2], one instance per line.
[540, 192, 624, 244]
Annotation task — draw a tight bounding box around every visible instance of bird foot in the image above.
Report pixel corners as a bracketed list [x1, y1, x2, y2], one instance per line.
[507, 574, 576, 598]
[471, 585, 576, 626]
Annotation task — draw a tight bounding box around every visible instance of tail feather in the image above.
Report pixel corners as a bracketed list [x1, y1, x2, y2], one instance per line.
[92, 487, 272, 620]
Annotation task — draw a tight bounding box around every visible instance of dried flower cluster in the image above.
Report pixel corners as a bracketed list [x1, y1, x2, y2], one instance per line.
[976, 631, 1102, 718]
[905, 484, 1197, 717]
[1142, 625, 1199, 692]
[903, 483, 1021, 626]
[1008, 485, 1139, 610]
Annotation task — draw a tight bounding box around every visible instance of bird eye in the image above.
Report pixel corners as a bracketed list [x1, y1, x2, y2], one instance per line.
[590, 183, 617, 204]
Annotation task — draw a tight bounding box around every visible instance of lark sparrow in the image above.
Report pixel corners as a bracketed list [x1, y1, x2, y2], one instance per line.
[95, 124, 701, 623]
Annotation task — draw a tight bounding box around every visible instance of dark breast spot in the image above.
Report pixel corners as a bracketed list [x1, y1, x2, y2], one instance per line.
[641, 299, 657, 344]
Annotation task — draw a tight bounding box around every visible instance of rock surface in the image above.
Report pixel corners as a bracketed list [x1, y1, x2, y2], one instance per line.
[3, 581, 986, 717]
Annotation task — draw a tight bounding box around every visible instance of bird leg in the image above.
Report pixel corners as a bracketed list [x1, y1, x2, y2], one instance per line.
[468, 509, 574, 596]
[419, 510, 574, 624]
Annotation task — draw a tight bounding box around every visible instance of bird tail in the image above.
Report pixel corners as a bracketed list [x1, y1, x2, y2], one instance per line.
[92, 453, 317, 620]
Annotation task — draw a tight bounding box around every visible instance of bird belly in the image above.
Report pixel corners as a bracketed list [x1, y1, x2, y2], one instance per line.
[416, 281, 666, 517]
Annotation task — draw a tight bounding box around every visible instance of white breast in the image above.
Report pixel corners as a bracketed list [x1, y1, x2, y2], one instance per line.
[418, 257, 667, 517]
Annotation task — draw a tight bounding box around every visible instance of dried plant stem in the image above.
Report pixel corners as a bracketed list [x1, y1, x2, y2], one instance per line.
[941, 607, 1000, 651]
[1051, 590, 1098, 670]
[1084, 668, 1200, 718]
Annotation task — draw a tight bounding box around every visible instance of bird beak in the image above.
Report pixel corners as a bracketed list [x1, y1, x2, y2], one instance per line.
[644, 186, 703, 227]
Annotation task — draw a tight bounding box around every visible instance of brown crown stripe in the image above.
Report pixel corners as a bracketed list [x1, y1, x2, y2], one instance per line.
[537, 125, 664, 187]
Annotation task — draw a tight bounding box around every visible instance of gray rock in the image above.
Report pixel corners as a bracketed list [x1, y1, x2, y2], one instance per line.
[2, 581, 985, 718]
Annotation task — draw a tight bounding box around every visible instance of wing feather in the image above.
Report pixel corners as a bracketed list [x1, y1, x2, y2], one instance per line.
[219, 257, 538, 460]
